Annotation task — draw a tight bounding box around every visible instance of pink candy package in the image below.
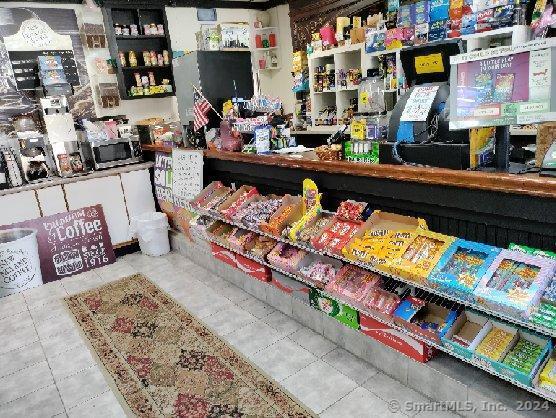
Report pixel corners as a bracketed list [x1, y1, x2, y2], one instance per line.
[325, 265, 382, 304]
[362, 287, 402, 319]
[300, 260, 339, 288]
[267, 242, 308, 273]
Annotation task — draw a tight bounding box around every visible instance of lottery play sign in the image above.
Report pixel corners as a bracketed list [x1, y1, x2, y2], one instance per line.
[1, 205, 115, 284]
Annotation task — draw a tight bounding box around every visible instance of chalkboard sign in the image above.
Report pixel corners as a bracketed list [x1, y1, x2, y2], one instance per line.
[172, 149, 204, 208]
[9, 49, 79, 90]
[3, 18, 81, 91]
[0, 205, 115, 283]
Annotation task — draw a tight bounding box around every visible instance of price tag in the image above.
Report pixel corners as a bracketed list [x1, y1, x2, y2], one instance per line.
[414, 53, 444, 74]
[360, 91, 369, 105]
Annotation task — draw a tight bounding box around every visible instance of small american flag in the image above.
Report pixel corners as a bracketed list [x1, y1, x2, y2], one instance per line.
[193, 90, 211, 131]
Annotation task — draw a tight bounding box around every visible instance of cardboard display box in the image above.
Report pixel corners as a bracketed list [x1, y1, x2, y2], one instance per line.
[474, 250, 556, 319]
[472, 320, 519, 366]
[217, 185, 259, 219]
[491, 329, 552, 387]
[190, 181, 224, 208]
[259, 195, 303, 236]
[428, 239, 501, 303]
[360, 313, 436, 363]
[393, 297, 459, 344]
[388, 230, 456, 284]
[211, 243, 271, 282]
[309, 288, 360, 329]
[297, 253, 343, 290]
[342, 210, 427, 265]
[442, 310, 492, 360]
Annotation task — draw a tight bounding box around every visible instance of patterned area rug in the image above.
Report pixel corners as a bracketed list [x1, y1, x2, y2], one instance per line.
[65, 274, 313, 417]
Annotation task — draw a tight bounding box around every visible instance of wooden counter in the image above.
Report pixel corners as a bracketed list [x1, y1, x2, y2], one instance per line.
[205, 150, 556, 199]
[142, 145, 555, 250]
[143, 143, 555, 198]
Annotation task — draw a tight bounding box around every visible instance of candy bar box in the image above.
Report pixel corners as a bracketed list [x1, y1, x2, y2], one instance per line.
[428, 239, 500, 302]
[474, 250, 556, 319]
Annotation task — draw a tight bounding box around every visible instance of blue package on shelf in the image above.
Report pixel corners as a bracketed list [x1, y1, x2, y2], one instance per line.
[429, 0, 450, 21]
[428, 239, 501, 302]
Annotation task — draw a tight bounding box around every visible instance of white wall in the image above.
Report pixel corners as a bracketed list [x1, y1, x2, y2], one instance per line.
[2, 2, 296, 120]
[165, 7, 256, 52]
[256, 4, 295, 115]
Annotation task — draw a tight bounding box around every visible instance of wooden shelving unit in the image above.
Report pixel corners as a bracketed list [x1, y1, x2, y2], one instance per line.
[102, 5, 175, 100]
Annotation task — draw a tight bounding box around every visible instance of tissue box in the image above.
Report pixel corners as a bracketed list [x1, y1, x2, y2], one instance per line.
[428, 239, 501, 302]
[474, 250, 556, 319]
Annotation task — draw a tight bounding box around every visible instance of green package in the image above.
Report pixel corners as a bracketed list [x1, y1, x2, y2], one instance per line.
[309, 288, 360, 330]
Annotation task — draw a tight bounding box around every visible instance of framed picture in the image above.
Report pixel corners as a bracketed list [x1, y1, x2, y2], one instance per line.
[197, 8, 217, 22]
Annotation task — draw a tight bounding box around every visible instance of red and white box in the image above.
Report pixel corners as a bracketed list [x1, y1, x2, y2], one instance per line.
[271, 271, 311, 305]
[210, 243, 271, 282]
[359, 313, 436, 363]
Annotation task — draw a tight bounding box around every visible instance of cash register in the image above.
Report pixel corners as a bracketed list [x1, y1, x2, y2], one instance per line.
[540, 141, 556, 177]
[383, 40, 470, 169]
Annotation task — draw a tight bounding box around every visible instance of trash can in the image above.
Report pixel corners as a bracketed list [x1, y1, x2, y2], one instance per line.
[0, 228, 43, 297]
[129, 212, 170, 257]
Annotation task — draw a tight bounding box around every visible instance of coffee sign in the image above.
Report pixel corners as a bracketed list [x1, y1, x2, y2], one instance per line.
[1, 205, 115, 283]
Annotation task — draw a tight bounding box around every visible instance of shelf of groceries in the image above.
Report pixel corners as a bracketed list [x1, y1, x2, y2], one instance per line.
[188, 179, 556, 402]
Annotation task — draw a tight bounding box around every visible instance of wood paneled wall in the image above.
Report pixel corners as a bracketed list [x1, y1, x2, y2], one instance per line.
[289, 0, 384, 51]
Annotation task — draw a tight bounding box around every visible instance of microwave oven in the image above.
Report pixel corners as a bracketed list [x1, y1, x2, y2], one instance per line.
[89, 136, 142, 170]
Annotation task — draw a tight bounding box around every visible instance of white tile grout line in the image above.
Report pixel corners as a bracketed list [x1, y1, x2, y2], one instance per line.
[14, 298, 67, 415]
[179, 251, 455, 415]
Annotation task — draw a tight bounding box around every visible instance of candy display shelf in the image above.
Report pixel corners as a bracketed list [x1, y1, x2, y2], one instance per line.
[202, 226, 556, 404]
[195, 208, 556, 338]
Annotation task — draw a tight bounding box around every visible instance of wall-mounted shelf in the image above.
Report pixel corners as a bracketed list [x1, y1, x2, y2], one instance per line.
[121, 65, 171, 70]
[102, 5, 175, 100]
[115, 34, 166, 40]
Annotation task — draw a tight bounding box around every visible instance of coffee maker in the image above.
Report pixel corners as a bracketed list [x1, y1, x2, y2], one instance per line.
[18, 134, 57, 183]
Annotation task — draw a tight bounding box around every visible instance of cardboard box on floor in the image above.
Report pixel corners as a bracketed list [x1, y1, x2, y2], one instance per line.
[210, 243, 271, 282]
[359, 313, 435, 363]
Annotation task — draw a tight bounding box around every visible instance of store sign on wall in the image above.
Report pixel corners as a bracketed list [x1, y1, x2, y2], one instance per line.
[0, 205, 115, 284]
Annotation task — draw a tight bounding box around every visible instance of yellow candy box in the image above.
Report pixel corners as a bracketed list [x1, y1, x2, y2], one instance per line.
[342, 210, 427, 267]
[386, 230, 456, 283]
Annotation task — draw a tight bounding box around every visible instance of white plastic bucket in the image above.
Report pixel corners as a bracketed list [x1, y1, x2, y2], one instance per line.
[129, 212, 170, 257]
[0, 228, 43, 297]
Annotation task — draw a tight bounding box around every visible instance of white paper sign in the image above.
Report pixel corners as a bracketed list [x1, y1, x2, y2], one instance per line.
[171, 149, 204, 207]
[400, 85, 439, 122]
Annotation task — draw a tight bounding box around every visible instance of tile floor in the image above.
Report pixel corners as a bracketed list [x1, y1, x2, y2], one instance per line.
[0, 251, 457, 418]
